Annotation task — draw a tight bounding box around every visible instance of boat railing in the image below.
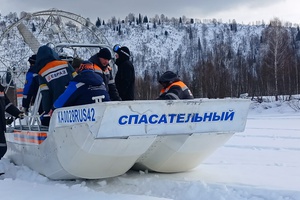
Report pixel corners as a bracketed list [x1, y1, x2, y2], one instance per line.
[13, 87, 49, 131]
[12, 92, 106, 131]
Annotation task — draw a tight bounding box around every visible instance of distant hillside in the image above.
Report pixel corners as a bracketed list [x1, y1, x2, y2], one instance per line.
[0, 11, 300, 99]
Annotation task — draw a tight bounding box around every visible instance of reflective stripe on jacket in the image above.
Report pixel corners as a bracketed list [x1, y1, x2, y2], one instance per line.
[38, 60, 76, 113]
[159, 81, 194, 100]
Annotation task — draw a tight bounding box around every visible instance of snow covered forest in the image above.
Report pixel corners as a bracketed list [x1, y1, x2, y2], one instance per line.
[0, 11, 300, 100]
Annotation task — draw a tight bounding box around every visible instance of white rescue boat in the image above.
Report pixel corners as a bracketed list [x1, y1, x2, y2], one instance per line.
[5, 98, 251, 180]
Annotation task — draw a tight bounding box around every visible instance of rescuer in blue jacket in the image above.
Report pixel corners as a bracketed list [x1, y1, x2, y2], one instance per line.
[52, 60, 110, 110]
[36, 45, 77, 114]
[36, 45, 77, 126]
[22, 54, 41, 114]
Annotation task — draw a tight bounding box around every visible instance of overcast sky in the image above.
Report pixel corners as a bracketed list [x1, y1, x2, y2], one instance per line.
[1, 0, 299, 24]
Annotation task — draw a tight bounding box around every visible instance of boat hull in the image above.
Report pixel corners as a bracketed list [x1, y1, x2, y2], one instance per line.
[5, 98, 251, 179]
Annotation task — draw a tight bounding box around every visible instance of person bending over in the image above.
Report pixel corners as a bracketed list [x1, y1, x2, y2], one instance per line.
[157, 71, 194, 100]
[52, 60, 110, 110]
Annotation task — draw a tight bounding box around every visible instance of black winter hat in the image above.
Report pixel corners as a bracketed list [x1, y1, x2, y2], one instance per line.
[158, 71, 178, 83]
[97, 48, 112, 60]
[28, 54, 36, 65]
[118, 46, 130, 57]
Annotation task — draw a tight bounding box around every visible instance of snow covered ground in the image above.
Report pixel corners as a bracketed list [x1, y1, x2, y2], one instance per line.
[1, 101, 300, 200]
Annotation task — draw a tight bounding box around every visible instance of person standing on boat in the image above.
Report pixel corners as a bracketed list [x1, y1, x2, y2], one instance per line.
[35, 45, 77, 125]
[22, 54, 41, 115]
[157, 71, 194, 100]
[0, 83, 24, 159]
[113, 45, 135, 101]
[52, 60, 110, 110]
[89, 48, 122, 101]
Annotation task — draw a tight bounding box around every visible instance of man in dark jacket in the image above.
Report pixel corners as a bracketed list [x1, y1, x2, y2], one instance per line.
[0, 83, 24, 159]
[22, 54, 40, 114]
[89, 48, 121, 101]
[157, 71, 194, 100]
[53, 61, 110, 109]
[114, 45, 135, 100]
[36, 45, 77, 125]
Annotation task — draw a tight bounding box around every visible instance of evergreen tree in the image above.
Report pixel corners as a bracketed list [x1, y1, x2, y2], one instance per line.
[96, 17, 101, 27]
[118, 24, 122, 35]
[296, 26, 300, 41]
[231, 19, 237, 32]
[31, 23, 36, 32]
[164, 30, 168, 37]
[143, 16, 148, 23]
[153, 21, 157, 29]
[138, 13, 142, 24]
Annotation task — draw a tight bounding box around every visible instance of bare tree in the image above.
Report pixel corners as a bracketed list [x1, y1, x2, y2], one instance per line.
[261, 18, 293, 100]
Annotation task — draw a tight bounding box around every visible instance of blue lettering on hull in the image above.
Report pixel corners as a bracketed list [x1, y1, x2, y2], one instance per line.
[119, 110, 235, 125]
[56, 108, 235, 126]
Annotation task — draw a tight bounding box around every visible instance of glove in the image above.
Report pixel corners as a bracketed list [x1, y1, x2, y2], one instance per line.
[6, 117, 14, 125]
[18, 112, 25, 119]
